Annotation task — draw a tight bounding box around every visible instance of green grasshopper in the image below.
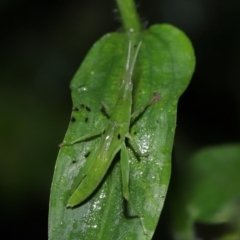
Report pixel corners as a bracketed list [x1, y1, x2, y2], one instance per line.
[61, 41, 160, 234]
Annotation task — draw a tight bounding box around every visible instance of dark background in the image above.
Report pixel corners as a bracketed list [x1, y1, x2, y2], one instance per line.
[1, 0, 240, 239]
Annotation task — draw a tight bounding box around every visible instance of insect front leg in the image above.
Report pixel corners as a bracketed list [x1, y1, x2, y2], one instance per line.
[131, 92, 161, 123]
[120, 143, 147, 235]
[101, 101, 111, 117]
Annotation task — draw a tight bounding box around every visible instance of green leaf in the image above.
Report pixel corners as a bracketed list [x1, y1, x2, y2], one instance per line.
[49, 24, 195, 240]
[170, 143, 240, 239]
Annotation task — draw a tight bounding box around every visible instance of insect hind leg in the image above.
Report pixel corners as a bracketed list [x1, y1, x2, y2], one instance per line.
[120, 143, 148, 235]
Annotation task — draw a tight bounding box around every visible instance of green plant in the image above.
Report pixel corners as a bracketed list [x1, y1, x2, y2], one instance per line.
[170, 143, 240, 240]
[48, 0, 195, 239]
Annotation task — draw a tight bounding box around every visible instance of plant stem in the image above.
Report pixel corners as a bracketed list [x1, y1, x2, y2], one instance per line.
[116, 0, 142, 33]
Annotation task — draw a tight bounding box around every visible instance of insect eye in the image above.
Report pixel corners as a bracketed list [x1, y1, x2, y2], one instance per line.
[117, 134, 121, 140]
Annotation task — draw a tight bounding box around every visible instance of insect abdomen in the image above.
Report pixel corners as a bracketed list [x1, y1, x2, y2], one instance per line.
[67, 150, 120, 207]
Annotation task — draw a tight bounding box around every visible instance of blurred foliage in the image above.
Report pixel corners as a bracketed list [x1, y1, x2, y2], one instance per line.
[170, 144, 240, 240]
[1, 0, 240, 239]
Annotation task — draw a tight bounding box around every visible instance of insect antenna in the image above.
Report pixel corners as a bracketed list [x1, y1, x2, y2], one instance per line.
[125, 41, 132, 71]
[129, 41, 142, 75]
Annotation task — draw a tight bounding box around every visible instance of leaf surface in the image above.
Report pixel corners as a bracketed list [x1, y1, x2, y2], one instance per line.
[49, 24, 195, 240]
